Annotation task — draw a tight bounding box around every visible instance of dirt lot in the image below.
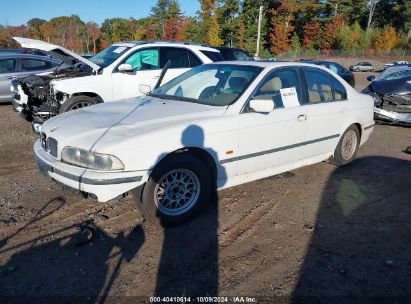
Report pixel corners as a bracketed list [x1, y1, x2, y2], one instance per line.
[0, 68, 410, 303]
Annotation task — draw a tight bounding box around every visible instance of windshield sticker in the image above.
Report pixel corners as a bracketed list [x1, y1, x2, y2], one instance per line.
[280, 87, 300, 107]
[113, 47, 127, 54]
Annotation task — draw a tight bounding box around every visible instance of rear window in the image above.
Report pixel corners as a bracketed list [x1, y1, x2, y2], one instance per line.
[200, 51, 224, 62]
[22, 59, 56, 72]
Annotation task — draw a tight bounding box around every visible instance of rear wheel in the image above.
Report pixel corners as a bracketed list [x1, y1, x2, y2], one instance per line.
[332, 125, 360, 166]
[59, 96, 98, 113]
[135, 154, 212, 226]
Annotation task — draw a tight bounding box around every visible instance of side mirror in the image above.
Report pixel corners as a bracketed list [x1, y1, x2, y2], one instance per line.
[139, 84, 151, 95]
[367, 75, 376, 82]
[118, 63, 134, 73]
[249, 99, 275, 113]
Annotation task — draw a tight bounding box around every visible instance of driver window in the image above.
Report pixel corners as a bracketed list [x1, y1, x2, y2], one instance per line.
[124, 48, 159, 71]
[252, 69, 302, 108]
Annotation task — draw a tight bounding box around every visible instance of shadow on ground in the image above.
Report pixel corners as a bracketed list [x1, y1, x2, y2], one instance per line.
[292, 156, 411, 303]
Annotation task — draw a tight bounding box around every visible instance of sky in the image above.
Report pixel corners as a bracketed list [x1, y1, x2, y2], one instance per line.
[0, 0, 200, 26]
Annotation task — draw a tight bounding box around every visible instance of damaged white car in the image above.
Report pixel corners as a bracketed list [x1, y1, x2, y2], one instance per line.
[34, 62, 374, 226]
[10, 37, 223, 125]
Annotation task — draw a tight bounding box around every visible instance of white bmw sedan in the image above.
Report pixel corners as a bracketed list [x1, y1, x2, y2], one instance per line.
[34, 62, 374, 225]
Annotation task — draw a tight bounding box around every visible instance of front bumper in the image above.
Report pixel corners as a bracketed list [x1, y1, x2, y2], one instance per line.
[374, 107, 411, 124]
[34, 140, 150, 202]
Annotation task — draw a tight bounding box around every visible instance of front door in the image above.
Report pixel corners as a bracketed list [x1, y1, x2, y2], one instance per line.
[237, 68, 308, 175]
[111, 48, 161, 100]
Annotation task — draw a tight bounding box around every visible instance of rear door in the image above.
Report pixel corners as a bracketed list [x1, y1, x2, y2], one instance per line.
[0, 58, 18, 102]
[158, 47, 200, 85]
[302, 67, 349, 157]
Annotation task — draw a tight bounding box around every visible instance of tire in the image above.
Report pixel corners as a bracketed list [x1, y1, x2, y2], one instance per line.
[59, 95, 98, 113]
[136, 153, 212, 226]
[332, 125, 360, 166]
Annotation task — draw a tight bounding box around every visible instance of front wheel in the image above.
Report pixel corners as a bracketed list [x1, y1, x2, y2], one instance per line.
[59, 95, 98, 113]
[332, 125, 360, 166]
[136, 154, 212, 226]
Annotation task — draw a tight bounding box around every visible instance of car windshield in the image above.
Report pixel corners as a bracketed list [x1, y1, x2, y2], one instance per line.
[90, 45, 131, 68]
[377, 67, 411, 81]
[151, 64, 262, 106]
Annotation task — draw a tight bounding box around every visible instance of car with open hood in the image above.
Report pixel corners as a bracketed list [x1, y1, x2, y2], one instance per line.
[34, 61, 374, 226]
[362, 64, 411, 125]
[10, 37, 223, 124]
[383, 61, 408, 70]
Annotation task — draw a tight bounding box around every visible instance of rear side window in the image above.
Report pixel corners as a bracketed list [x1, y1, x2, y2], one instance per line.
[160, 47, 190, 68]
[327, 63, 345, 74]
[200, 50, 224, 62]
[22, 59, 55, 72]
[304, 68, 347, 103]
[188, 51, 202, 67]
[304, 69, 334, 103]
[253, 69, 302, 108]
[331, 78, 347, 100]
[0, 59, 16, 74]
[234, 50, 250, 61]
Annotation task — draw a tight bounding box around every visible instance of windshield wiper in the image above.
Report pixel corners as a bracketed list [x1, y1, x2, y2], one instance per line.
[149, 93, 200, 103]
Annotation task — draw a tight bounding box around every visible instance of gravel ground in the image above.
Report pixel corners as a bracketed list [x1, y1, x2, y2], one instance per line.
[0, 65, 410, 303]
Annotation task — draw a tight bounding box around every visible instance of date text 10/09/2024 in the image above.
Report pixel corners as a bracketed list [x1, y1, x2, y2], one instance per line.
[149, 296, 257, 303]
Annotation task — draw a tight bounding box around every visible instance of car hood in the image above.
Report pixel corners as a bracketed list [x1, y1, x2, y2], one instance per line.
[13, 37, 100, 71]
[369, 79, 411, 95]
[42, 96, 227, 152]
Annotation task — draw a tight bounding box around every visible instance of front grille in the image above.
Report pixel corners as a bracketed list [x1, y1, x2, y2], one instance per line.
[47, 137, 58, 158]
[41, 133, 58, 158]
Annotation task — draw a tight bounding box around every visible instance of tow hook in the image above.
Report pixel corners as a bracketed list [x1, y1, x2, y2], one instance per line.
[32, 121, 43, 134]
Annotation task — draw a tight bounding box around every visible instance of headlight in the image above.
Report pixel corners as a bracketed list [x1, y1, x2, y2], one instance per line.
[61, 147, 124, 171]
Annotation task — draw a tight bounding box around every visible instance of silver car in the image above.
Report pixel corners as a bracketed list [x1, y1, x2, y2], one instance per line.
[349, 61, 374, 72]
[0, 53, 61, 103]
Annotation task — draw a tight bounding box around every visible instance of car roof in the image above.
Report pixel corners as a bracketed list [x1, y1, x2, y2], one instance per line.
[208, 60, 333, 70]
[0, 53, 59, 61]
[111, 40, 220, 52]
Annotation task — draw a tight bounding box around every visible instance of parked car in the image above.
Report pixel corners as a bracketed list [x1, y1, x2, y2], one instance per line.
[0, 53, 62, 103]
[215, 47, 253, 61]
[0, 48, 48, 56]
[81, 53, 93, 59]
[301, 60, 355, 87]
[362, 64, 411, 124]
[34, 61, 374, 226]
[10, 37, 224, 123]
[383, 61, 408, 70]
[349, 62, 374, 72]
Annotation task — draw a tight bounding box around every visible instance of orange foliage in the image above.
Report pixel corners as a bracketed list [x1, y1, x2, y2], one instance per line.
[374, 27, 400, 52]
[303, 20, 322, 49]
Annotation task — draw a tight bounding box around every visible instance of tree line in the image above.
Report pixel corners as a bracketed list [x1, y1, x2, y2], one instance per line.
[0, 0, 410, 57]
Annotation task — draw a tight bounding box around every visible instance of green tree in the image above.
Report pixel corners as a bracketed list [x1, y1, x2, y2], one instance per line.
[27, 18, 46, 39]
[217, 0, 240, 46]
[198, 0, 223, 46]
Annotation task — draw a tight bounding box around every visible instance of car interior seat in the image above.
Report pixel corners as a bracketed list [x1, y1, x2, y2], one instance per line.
[253, 77, 284, 108]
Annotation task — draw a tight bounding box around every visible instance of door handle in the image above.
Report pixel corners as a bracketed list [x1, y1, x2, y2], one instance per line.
[8, 76, 16, 80]
[297, 114, 307, 121]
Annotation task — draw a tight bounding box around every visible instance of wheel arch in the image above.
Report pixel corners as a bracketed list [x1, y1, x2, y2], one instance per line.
[71, 92, 104, 103]
[155, 147, 218, 185]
